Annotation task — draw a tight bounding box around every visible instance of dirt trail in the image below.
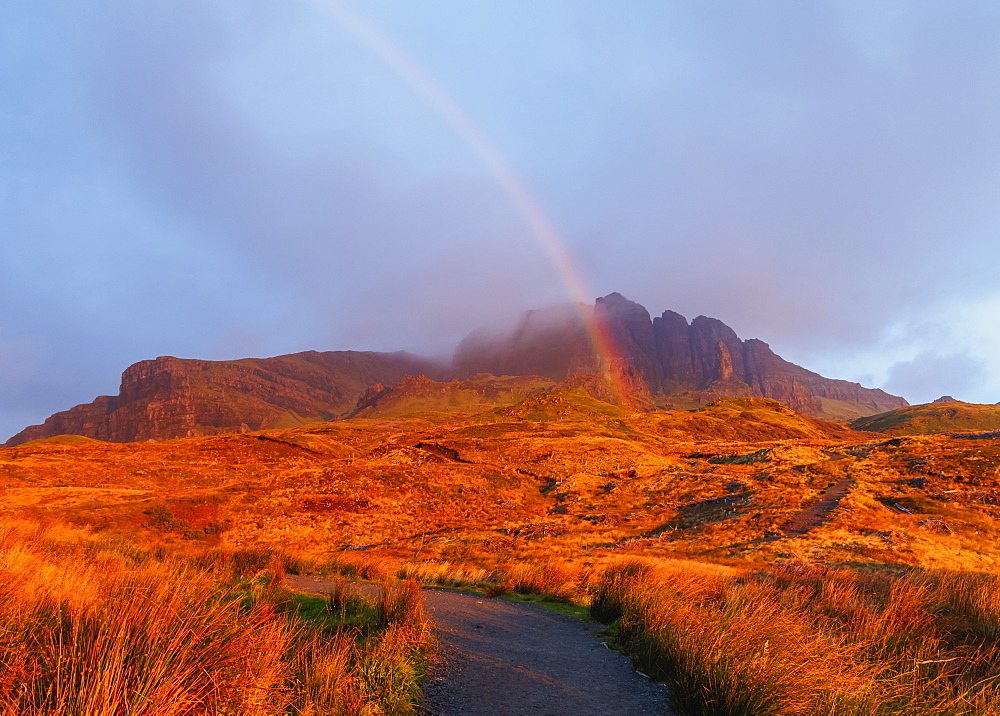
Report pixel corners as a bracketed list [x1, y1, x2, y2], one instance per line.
[781, 478, 853, 536]
[287, 575, 670, 716]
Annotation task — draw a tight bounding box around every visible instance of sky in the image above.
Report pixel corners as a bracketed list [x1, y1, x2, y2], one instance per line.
[3, 1, 1000, 440]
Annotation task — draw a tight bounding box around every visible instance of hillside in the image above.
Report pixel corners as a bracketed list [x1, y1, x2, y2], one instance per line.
[644, 397, 864, 442]
[3, 391, 998, 573]
[851, 400, 1000, 436]
[352, 373, 554, 419]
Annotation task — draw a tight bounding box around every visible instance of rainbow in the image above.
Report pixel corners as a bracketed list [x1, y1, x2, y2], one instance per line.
[305, 1, 626, 397]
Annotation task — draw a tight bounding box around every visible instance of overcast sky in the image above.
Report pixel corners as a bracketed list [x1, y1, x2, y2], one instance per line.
[4, 1, 1000, 440]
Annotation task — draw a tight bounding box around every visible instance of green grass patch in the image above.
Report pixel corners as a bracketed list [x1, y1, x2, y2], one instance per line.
[283, 590, 380, 634]
[504, 592, 592, 621]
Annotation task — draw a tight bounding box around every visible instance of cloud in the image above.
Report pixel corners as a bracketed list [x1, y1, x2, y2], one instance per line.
[803, 290, 1000, 404]
[547, 2, 1000, 355]
[884, 351, 988, 404]
[84, 1, 568, 344]
[5, 0, 1000, 436]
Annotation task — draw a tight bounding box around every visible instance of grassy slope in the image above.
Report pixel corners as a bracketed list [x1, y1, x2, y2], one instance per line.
[18, 434, 105, 446]
[0, 516, 432, 714]
[9, 391, 1000, 716]
[354, 374, 555, 419]
[591, 560, 1000, 715]
[852, 401, 1000, 435]
[3, 391, 1000, 574]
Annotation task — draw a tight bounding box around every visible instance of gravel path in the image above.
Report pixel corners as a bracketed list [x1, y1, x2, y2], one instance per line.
[287, 575, 671, 716]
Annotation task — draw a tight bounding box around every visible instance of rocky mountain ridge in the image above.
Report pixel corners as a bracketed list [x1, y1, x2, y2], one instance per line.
[6, 293, 907, 445]
[455, 293, 906, 419]
[7, 351, 441, 445]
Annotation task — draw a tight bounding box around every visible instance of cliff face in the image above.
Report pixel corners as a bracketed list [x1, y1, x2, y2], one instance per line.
[6, 351, 442, 445]
[454, 293, 907, 419]
[9, 292, 907, 445]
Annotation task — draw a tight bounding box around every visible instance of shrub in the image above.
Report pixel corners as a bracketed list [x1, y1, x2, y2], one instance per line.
[376, 579, 427, 630]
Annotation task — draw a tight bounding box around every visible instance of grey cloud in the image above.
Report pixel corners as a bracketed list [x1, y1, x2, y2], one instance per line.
[551, 3, 1000, 356]
[5, 0, 1000, 439]
[884, 351, 990, 404]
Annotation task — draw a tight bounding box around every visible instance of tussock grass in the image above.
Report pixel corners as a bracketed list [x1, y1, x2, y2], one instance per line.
[0, 516, 432, 715]
[397, 560, 494, 587]
[320, 553, 391, 581]
[496, 561, 583, 602]
[376, 579, 427, 628]
[196, 547, 315, 577]
[591, 559, 1000, 715]
[390, 554, 593, 604]
[590, 559, 652, 623]
[325, 576, 349, 613]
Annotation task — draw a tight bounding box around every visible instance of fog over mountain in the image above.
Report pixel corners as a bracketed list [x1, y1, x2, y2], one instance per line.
[4, 1, 1000, 441]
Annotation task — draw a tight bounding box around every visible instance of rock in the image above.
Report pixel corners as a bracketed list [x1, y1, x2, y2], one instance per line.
[594, 293, 662, 387]
[6, 351, 443, 446]
[8, 292, 909, 444]
[715, 341, 735, 382]
[454, 293, 907, 419]
[933, 396, 959, 403]
[652, 309, 697, 386]
[354, 383, 389, 413]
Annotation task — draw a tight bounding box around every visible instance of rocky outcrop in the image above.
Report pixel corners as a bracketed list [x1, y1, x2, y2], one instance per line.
[7, 351, 442, 445]
[594, 293, 662, 387]
[353, 383, 390, 414]
[454, 293, 907, 420]
[652, 309, 697, 386]
[9, 292, 908, 444]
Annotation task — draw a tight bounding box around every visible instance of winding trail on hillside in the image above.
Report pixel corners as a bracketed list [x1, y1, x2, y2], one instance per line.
[287, 575, 671, 715]
[780, 478, 853, 537]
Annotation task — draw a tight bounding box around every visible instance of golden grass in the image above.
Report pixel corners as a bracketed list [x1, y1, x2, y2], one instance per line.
[494, 560, 587, 602]
[8, 395, 1000, 713]
[591, 559, 1000, 715]
[6, 400, 1000, 574]
[0, 516, 432, 715]
[396, 560, 494, 588]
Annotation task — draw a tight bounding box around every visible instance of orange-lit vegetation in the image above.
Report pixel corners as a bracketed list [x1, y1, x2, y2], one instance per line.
[851, 401, 1000, 436]
[9, 393, 1000, 571]
[0, 516, 432, 714]
[5, 392, 1000, 713]
[590, 559, 1000, 715]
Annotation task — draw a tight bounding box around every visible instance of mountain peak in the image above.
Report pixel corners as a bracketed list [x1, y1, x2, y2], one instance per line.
[7, 292, 909, 445]
[599, 291, 627, 300]
[455, 295, 906, 420]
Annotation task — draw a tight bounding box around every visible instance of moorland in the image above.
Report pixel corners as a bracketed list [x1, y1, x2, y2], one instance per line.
[4, 385, 1000, 713]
